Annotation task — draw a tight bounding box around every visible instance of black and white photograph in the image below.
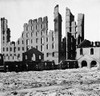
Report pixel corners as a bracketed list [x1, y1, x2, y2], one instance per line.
[0, 0, 100, 96]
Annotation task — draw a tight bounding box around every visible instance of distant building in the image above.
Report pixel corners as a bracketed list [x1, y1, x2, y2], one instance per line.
[0, 5, 85, 64]
[53, 5, 62, 63]
[23, 48, 44, 62]
[76, 39, 100, 68]
[65, 8, 84, 60]
[0, 5, 63, 64]
[0, 16, 48, 62]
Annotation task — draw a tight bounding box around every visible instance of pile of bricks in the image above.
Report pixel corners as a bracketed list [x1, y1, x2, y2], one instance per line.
[0, 68, 100, 96]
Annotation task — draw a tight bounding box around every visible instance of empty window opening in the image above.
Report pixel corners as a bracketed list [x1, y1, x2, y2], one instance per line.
[52, 43, 54, 49]
[25, 55, 27, 59]
[52, 36, 54, 41]
[36, 38, 38, 43]
[41, 45, 44, 51]
[18, 40, 20, 44]
[32, 54, 36, 61]
[3, 36, 5, 40]
[81, 60, 87, 67]
[52, 52, 54, 57]
[90, 48, 94, 55]
[31, 39, 32, 43]
[3, 47, 5, 51]
[80, 48, 83, 55]
[36, 46, 38, 50]
[22, 47, 24, 51]
[41, 37, 44, 44]
[91, 60, 97, 67]
[46, 44, 48, 49]
[46, 37, 48, 42]
[47, 53, 49, 57]
[18, 47, 20, 51]
[39, 55, 41, 59]
[10, 47, 12, 51]
[36, 32, 37, 36]
[22, 40, 24, 44]
[26, 39, 29, 45]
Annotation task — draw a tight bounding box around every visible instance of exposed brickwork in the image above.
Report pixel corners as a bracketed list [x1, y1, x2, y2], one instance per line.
[65, 8, 84, 60]
[1, 5, 85, 64]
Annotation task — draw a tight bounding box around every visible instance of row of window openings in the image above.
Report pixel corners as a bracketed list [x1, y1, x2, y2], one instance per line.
[21, 32, 54, 44]
[17, 37, 50, 45]
[25, 54, 42, 61]
[46, 52, 55, 57]
[80, 48, 94, 55]
[18, 38, 45, 45]
[3, 47, 25, 52]
[3, 43, 55, 52]
[36, 37, 54, 44]
[25, 25, 38, 31]
[4, 54, 20, 56]
[3, 36, 8, 41]
[35, 31, 48, 36]
[4, 54, 21, 59]
[25, 38, 44, 45]
[18, 47, 24, 51]
[25, 24, 47, 31]
[36, 44, 55, 51]
[23, 30, 48, 38]
[17, 40, 24, 45]
[36, 45, 44, 51]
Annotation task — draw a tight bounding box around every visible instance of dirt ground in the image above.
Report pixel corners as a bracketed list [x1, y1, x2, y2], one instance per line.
[0, 67, 100, 96]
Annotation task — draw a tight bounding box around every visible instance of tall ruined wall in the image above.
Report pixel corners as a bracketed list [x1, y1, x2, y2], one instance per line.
[65, 7, 75, 60]
[54, 5, 62, 63]
[15, 16, 48, 61]
[1, 16, 48, 62]
[76, 14, 84, 47]
[65, 9, 84, 60]
[1, 18, 11, 60]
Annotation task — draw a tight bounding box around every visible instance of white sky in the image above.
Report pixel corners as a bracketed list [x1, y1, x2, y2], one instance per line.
[0, 0, 100, 52]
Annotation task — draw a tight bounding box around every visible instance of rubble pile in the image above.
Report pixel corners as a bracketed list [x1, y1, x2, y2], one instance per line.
[0, 67, 100, 96]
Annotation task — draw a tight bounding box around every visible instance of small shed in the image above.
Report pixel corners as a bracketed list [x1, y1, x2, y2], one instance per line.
[23, 48, 44, 62]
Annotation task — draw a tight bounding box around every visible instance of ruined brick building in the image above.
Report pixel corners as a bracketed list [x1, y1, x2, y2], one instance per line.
[76, 39, 100, 68]
[1, 5, 84, 64]
[65, 7, 84, 60]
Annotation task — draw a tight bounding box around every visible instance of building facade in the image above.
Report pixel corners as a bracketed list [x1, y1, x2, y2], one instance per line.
[76, 39, 100, 68]
[1, 16, 48, 62]
[1, 5, 85, 64]
[1, 5, 63, 64]
[65, 8, 84, 60]
[23, 48, 44, 62]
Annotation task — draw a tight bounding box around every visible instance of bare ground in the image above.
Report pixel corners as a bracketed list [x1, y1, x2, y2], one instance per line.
[0, 67, 100, 96]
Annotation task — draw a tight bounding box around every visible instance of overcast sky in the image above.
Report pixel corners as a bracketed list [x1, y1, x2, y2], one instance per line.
[0, 0, 100, 51]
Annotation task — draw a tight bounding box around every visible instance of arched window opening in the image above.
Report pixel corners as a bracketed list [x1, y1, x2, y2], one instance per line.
[90, 48, 94, 55]
[26, 39, 29, 45]
[52, 43, 54, 49]
[80, 48, 83, 55]
[39, 55, 41, 59]
[32, 54, 36, 61]
[81, 60, 87, 67]
[91, 60, 97, 67]
[25, 55, 27, 59]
